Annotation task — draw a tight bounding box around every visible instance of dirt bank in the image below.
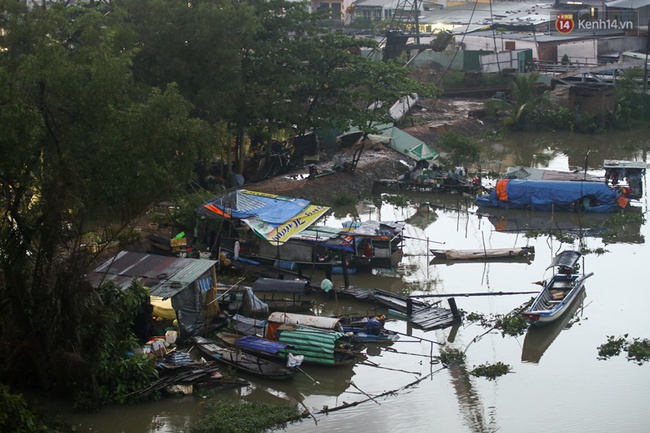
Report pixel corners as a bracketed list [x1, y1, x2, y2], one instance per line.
[248, 144, 406, 204]
[249, 96, 495, 204]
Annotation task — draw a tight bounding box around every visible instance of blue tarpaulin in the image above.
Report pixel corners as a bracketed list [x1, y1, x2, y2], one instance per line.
[236, 335, 288, 355]
[476, 179, 627, 213]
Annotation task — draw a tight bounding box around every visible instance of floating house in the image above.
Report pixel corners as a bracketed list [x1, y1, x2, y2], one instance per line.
[476, 179, 629, 213]
[87, 251, 220, 341]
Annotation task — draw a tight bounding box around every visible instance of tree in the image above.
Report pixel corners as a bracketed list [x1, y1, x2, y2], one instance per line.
[485, 72, 550, 129]
[437, 131, 481, 168]
[0, 1, 210, 404]
[123, 0, 439, 183]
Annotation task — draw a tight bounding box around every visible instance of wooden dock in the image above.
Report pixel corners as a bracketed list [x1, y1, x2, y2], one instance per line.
[334, 286, 461, 331]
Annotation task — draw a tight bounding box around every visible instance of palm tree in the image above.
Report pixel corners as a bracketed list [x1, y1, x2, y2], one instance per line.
[486, 73, 550, 128]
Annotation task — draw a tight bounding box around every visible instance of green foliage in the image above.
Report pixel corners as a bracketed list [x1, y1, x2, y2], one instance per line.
[597, 335, 627, 359]
[437, 131, 481, 167]
[0, 385, 50, 433]
[604, 211, 646, 229]
[191, 399, 302, 433]
[332, 193, 357, 206]
[597, 334, 650, 365]
[439, 347, 466, 365]
[440, 71, 465, 89]
[627, 338, 650, 365]
[470, 362, 512, 380]
[72, 281, 159, 410]
[524, 229, 577, 244]
[484, 129, 505, 141]
[495, 314, 529, 337]
[465, 306, 530, 337]
[382, 194, 410, 208]
[166, 193, 214, 233]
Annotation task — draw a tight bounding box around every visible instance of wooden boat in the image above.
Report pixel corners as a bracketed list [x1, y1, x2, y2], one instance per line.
[522, 289, 587, 363]
[218, 327, 364, 367]
[338, 315, 399, 344]
[430, 246, 535, 260]
[476, 179, 628, 213]
[191, 336, 296, 380]
[522, 251, 594, 327]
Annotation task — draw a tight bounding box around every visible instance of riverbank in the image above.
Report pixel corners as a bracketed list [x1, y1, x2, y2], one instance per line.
[248, 97, 495, 204]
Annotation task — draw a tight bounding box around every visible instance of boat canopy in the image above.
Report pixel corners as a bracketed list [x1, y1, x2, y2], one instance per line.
[197, 189, 331, 245]
[277, 326, 348, 366]
[267, 312, 342, 330]
[236, 335, 288, 355]
[548, 250, 581, 270]
[477, 179, 628, 212]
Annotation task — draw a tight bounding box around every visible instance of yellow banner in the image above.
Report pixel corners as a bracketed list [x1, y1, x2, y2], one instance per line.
[266, 205, 331, 245]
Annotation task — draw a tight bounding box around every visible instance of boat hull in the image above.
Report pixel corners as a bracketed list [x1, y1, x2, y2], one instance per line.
[523, 273, 593, 327]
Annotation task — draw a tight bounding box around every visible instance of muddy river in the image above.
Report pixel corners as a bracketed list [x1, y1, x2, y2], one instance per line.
[43, 130, 650, 433]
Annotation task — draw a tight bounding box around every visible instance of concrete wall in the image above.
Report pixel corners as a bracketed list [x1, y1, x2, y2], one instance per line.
[409, 49, 465, 70]
[558, 39, 598, 64]
[462, 35, 539, 59]
[569, 85, 616, 115]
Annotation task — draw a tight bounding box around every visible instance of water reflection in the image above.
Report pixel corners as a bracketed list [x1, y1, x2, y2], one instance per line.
[448, 364, 497, 433]
[477, 206, 645, 244]
[521, 289, 587, 364]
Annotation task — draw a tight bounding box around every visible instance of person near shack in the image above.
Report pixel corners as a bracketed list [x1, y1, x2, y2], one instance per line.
[133, 294, 155, 343]
[321, 269, 334, 298]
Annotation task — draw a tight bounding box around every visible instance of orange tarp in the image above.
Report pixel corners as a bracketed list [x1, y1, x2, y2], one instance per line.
[496, 179, 510, 201]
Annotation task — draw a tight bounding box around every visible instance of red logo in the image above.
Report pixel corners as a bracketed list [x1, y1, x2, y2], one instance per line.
[556, 15, 574, 34]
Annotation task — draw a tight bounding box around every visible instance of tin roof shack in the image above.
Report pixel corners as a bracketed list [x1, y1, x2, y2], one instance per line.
[568, 83, 616, 114]
[88, 251, 219, 341]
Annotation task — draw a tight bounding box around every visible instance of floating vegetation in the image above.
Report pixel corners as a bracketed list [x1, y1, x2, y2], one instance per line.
[580, 247, 607, 255]
[495, 314, 529, 337]
[464, 301, 532, 338]
[524, 229, 576, 244]
[604, 211, 646, 227]
[191, 399, 301, 433]
[382, 194, 410, 208]
[470, 362, 512, 380]
[597, 334, 650, 365]
[439, 347, 466, 365]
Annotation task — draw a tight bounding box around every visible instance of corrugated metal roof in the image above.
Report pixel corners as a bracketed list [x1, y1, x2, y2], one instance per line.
[606, 0, 650, 9]
[88, 251, 217, 299]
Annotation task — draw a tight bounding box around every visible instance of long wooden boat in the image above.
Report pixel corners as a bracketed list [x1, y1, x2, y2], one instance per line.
[430, 246, 535, 260]
[522, 251, 594, 327]
[191, 336, 295, 380]
[522, 289, 587, 363]
[338, 315, 399, 344]
[218, 328, 364, 367]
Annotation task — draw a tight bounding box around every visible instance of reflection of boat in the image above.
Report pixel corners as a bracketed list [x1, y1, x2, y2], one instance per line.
[522, 289, 586, 363]
[478, 205, 645, 244]
[476, 179, 628, 213]
[522, 251, 593, 326]
[430, 246, 535, 261]
[191, 336, 296, 380]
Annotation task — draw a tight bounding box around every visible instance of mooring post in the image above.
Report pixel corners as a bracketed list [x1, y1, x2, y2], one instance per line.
[448, 297, 461, 323]
[340, 252, 350, 289]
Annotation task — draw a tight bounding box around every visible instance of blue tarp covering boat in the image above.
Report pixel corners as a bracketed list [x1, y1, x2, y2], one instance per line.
[476, 179, 628, 213]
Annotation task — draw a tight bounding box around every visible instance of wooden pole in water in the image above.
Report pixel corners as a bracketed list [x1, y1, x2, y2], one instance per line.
[448, 298, 461, 323]
[340, 251, 350, 289]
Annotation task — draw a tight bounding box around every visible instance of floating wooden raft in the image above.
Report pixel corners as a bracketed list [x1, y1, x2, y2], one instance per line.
[334, 287, 460, 331]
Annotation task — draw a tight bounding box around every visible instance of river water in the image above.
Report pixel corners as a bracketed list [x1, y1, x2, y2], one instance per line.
[44, 130, 650, 433]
